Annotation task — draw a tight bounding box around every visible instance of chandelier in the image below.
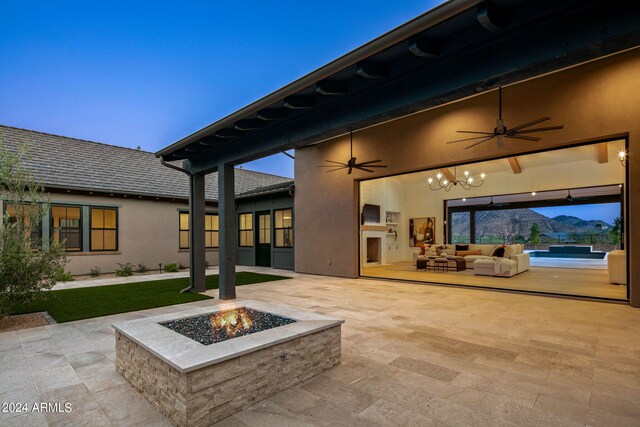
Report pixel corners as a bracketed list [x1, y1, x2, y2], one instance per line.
[427, 167, 485, 192]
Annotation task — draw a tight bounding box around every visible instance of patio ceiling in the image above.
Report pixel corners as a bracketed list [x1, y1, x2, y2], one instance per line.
[156, 0, 640, 175]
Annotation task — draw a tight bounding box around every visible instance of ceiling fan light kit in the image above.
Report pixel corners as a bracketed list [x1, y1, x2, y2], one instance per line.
[318, 131, 388, 174]
[446, 87, 564, 149]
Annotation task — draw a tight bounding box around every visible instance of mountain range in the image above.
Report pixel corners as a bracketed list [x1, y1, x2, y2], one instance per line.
[451, 208, 612, 240]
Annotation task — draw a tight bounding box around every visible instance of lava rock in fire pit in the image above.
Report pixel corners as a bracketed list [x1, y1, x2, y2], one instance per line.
[159, 307, 296, 345]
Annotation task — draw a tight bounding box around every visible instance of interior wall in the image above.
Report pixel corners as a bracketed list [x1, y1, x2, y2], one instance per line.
[360, 141, 625, 260]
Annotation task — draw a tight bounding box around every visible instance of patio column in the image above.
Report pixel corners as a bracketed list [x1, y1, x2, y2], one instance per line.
[189, 172, 206, 293]
[218, 163, 236, 300]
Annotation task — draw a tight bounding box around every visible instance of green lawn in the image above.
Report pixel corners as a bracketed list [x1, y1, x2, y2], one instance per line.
[13, 272, 290, 323]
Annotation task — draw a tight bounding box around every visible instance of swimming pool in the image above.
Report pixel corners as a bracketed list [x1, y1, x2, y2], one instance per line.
[529, 245, 607, 259]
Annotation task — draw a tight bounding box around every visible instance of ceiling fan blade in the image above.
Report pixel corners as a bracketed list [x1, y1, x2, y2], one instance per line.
[447, 135, 496, 144]
[356, 164, 388, 168]
[357, 159, 384, 165]
[465, 136, 495, 149]
[347, 167, 353, 175]
[456, 130, 494, 135]
[511, 125, 564, 134]
[508, 117, 550, 132]
[505, 134, 541, 142]
[323, 160, 348, 166]
[355, 166, 375, 173]
[317, 164, 347, 168]
[324, 167, 347, 173]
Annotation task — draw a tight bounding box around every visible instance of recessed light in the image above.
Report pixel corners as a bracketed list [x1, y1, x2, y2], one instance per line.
[462, 198, 467, 202]
[531, 192, 536, 196]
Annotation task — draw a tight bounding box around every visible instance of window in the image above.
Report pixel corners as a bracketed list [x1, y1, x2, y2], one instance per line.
[274, 209, 293, 247]
[258, 213, 271, 244]
[239, 213, 253, 247]
[179, 212, 219, 249]
[205, 214, 219, 248]
[51, 206, 82, 251]
[6, 204, 42, 248]
[90, 208, 118, 251]
[179, 212, 189, 249]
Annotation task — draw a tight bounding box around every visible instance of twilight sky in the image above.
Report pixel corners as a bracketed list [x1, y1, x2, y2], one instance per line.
[0, 1, 442, 178]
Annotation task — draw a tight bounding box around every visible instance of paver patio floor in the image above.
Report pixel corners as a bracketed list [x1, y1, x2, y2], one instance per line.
[2, 268, 640, 426]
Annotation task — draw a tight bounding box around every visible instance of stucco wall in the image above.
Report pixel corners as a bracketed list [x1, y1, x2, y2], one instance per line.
[32, 194, 219, 275]
[295, 48, 639, 305]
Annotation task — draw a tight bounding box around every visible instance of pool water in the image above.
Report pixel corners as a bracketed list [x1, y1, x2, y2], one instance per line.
[529, 245, 607, 259]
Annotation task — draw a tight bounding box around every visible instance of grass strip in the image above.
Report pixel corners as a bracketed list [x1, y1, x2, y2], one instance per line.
[13, 272, 290, 323]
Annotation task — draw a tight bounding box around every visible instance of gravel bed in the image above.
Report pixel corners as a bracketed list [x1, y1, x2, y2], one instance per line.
[160, 307, 296, 345]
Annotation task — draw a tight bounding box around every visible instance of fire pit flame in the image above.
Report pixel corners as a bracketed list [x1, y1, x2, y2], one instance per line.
[211, 308, 254, 337]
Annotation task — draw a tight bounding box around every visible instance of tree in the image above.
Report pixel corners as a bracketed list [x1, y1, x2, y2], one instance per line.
[609, 217, 622, 249]
[0, 144, 68, 318]
[529, 222, 541, 249]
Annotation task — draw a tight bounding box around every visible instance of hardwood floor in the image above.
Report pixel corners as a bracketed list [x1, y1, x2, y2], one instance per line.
[362, 262, 627, 300]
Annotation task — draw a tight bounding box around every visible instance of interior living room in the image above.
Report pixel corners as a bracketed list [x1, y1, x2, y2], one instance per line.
[359, 139, 628, 300]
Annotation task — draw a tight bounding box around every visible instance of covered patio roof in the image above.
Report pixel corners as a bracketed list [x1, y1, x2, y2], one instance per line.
[155, 0, 640, 175]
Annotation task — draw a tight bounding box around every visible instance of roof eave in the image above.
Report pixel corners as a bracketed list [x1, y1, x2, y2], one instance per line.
[154, 0, 482, 158]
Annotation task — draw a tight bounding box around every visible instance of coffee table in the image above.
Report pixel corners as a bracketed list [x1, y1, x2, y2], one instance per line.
[416, 256, 466, 272]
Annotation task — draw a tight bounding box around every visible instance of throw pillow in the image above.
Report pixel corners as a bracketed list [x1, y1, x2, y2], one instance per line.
[492, 247, 505, 257]
[455, 244, 469, 251]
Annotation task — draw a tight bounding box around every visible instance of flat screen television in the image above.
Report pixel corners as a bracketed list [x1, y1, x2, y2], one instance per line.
[362, 204, 381, 224]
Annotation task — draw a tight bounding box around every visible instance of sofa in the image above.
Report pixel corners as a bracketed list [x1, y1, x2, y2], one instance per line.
[473, 257, 518, 277]
[608, 250, 627, 285]
[420, 243, 530, 275]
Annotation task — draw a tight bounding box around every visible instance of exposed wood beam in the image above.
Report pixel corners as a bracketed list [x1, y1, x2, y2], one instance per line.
[440, 168, 455, 182]
[356, 61, 387, 79]
[215, 129, 243, 139]
[477, 2, 505, 33]
[283, 96, 315, 110]
[316, 80, 348, 96]
[257, 109, 287, 121]
[234, 119, 264, 131]
[197, 135, 223, 146]
[597, 143, 609, 163]
[408, 36, 439, 58]
[507, 157, 522, 174]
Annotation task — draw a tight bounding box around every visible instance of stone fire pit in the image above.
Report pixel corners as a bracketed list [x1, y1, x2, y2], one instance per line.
[113, 300, 343, 426]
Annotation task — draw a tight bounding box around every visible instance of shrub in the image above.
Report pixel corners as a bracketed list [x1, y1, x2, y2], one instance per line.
[0, 144, 69, 318]
[136, 262, 149, 273]
[164, 263, 179, 273]
[177, 262, 188, 270]
[115, 263, 134, 277]
[54, 268, 74, 282]
[89, 267, 102, 277]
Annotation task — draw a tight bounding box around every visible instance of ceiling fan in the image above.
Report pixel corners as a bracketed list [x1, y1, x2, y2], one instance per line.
[563, 189, 591, 203]
[446, 87, 564, 149]
[487, 196, 509, 208]
[318, 131, 388, 174]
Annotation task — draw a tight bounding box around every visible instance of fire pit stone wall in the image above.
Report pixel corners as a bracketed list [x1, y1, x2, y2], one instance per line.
[113, 301, 343, 427]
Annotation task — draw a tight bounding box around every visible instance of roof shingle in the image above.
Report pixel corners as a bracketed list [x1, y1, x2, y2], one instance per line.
[0, 125, 292, 202]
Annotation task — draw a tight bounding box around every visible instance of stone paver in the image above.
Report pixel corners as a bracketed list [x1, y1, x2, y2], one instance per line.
[0, 267, 639, 426]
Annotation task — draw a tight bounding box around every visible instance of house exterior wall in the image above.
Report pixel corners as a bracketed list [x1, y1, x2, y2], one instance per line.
[0, 189, 294, 276]
[236, 193, 295, 270]
[295, 48, 640, 306]
[0, 193, 219, 276]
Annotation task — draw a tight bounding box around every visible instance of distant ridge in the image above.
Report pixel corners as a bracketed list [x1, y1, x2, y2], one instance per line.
[452, 208, 612, 241]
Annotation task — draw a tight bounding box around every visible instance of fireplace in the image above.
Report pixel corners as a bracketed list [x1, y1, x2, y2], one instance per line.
[366, 237, 381, 263]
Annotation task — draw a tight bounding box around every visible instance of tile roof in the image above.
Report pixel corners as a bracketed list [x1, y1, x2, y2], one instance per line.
[0, 125, 293, 202]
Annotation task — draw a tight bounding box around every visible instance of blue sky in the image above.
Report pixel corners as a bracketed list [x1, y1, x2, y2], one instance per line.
[532, 203, 621, 225]
[0, 1, 443, 178]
